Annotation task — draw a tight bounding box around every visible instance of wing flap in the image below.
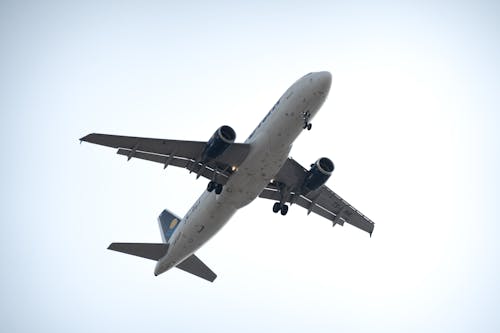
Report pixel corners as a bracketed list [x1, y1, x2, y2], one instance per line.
[312, 186, 375, 234]
[116, 149, 230, 185]
[334, 204, 375, 235]
[294, 193, 339, 222]
[116, 148, 190, 168]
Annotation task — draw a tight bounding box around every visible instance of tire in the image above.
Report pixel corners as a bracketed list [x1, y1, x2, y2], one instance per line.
[280, 204, 289, 216]
[215, 184, 223, 194]
[307, 123, 312, 130]
[272, 202, 281, 213]
[207, 181, 215, 192]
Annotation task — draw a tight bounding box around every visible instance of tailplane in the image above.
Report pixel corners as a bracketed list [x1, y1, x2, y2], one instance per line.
[108, 243, 217, 282]
[107, 208, 217, 282]
[108, 243, 169, 260]
[176, 254, 217, 282]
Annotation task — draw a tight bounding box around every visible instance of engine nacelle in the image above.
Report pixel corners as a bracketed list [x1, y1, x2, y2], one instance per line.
[302, 157, 334, 193]
[201, 125, 236, 161]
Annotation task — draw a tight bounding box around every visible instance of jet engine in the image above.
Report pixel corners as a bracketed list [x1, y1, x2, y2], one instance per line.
[201, 125, 236, 161]
[302, 157, 334, 193]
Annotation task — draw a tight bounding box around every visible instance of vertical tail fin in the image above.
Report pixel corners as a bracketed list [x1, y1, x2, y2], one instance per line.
[158, 209, 181, 243]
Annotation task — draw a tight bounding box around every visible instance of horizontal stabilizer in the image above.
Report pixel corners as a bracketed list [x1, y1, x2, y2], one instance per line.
[176, 254, 217, 282]
[108, 243, 169, 261]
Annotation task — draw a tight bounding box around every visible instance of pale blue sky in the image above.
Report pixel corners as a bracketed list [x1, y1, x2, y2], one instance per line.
[1, 1, 499, 332]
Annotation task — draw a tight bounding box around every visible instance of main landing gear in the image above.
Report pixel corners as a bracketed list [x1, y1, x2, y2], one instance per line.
[207, 181, 223, 194]
[271, 181, 291, 216]
[302, 111, 312, 130]
[272, 202, 289, 216]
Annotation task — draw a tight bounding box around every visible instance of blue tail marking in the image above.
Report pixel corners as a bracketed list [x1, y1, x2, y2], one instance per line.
[158, 209, 181, 243]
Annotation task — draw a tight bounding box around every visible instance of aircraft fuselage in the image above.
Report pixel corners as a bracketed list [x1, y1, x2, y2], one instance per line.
[154, 71, 332, 275]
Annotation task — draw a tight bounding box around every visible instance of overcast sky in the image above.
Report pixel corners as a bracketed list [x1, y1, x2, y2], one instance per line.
[1, 1, 499, 332]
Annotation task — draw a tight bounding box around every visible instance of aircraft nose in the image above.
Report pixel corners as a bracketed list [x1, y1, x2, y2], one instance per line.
[315, 71, 332, 92]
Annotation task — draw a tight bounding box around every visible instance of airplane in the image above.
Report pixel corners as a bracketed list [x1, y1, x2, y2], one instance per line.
[80, 71, 375, 282]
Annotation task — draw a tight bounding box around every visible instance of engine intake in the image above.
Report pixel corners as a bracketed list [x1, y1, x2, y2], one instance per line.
[302, 157, 334, 193]
[201, 125, 236, 161]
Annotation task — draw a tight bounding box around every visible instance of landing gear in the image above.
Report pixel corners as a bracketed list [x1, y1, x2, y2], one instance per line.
[280, 204, 288, 216]
[272, 181, 291, 216]
[207, 181, 223, 194]
[215, 183, 223, 194]
[207, 181, 216, 192]
[272, 202, 289, 216]
[302, 111, 312, 130]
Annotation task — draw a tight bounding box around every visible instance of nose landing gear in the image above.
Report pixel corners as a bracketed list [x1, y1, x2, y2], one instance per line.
[302, 111, 312, 130]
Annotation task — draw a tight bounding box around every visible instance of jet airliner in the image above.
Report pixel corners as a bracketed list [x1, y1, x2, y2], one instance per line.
[80, 71, 375, 282]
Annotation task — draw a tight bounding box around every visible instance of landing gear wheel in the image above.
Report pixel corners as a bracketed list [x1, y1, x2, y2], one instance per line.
[215, 183, 223, 195]
[207, 181, 216, 192]
[272, 202, 281, 213]
[303, 111, 312, 130]
[280, 204, 289, 216]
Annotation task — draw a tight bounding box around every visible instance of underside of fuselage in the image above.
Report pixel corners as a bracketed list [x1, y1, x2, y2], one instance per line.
[153, 71, 332, 277]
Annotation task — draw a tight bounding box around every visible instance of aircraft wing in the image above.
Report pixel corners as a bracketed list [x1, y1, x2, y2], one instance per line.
[259, 158, 375, 236]
[80, 133, 250, 185]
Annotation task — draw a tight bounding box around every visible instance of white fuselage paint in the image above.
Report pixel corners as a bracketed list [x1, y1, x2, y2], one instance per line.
[154, 71, 332, 276]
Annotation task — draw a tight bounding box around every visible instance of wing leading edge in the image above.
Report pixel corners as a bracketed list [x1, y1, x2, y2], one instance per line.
[259, 158, 375, 236]
[80, 133, 251, 185]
